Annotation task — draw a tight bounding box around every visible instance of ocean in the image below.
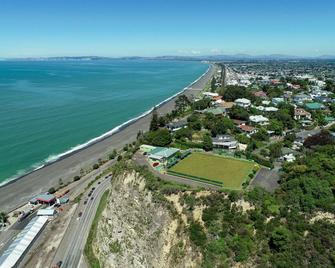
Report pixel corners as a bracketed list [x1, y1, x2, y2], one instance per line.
[0, 59, 208, 185]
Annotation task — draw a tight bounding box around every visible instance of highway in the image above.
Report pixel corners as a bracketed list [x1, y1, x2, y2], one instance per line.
[52, 177, 111, 268]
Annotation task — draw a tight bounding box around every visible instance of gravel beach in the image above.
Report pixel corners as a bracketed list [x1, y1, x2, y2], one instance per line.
[0, 63, 215, 212]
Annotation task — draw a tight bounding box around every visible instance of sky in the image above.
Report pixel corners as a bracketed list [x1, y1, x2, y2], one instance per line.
[0, 0, 334, 57]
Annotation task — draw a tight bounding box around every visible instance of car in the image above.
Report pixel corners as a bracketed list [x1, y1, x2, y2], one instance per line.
[91, 197, 94, 200]
[88, 193, 92, 197]
[92, 187, 95, 191]
[98, 181, 101, 184]
[84, 200, 87, 205]
[78, 212, 82, 217]
[52, 260, 62, 268]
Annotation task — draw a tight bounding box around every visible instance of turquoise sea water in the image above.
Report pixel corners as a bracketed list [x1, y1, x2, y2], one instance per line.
[0, 59, 208, 184]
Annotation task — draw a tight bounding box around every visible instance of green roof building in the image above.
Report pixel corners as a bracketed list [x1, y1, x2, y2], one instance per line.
[148, 147, 180, 166]
[305, 102, 325, 110]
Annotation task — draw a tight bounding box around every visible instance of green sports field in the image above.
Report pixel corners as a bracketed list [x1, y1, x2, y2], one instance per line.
[168, 152, 257, 189]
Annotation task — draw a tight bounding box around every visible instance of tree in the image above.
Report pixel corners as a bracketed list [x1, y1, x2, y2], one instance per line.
[0, 212, 8, 226]
[220, 85, 251, 101]
[269, 226, 291, 252]
[210, 77, 216, 92]
[202, 133, 213, 151]
[109, 149, 117, 160]
[48, 187, 56, 194]
[189, 222, 207, 247]
[175, 95, 190, 113]
[92, 163, 99, 169]
[268, 142, 283, 159]
[174, 127, 192, 140]
[252, 128, 269, 141]
[150, 109, 159, 131]
[304, 130, 335, 148]
[145, 129, 172, 147]
[268, 119, 284, 135]
[192, 98, 211, 110]
[73, 175, 81, 182]
[230, 106, 250, 121]
[187, 114, 202, 131]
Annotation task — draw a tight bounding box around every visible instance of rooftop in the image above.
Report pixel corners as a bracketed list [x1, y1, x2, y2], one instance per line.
[149, 147, 180, 159]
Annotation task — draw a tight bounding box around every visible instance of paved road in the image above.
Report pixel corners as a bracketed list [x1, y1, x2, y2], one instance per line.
[250, 162, 281, 192]
[51, 177, 110, 268]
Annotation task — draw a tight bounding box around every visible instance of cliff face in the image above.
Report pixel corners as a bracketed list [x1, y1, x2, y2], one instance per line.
[92, 171, 201, 268]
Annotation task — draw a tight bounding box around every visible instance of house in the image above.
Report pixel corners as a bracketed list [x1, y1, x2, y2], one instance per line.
[294, 108, 312, 120]
[253, 91, 267, 98]
[255, 106, 278, 112]
[280, 147, 298, 162]
[249, 115, 269, 126]
[272, 97, 285, 106]
[262, 100, 271, 106]
[234, 98, 251, 108]
[148, 147, 180, 167]
[167, 119, 188, 132]
[233, 119, 246, 127]
[199, 107, 226, 116]
[203, 92, 219, 98]
[212, 135, 238, 149]
[212, 95, 223, 102]
[239, 125, 258, 135]
[305, 102, 325, 110]
[314, 96, 333, 104]
[219, 101, 235, 111]
[293, 93, 312, 105]
[264, 107, 278, 112]
[29, 193, 56, 205]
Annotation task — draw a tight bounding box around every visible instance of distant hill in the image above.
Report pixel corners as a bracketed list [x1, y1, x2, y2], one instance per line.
[5, 54, 335, 61]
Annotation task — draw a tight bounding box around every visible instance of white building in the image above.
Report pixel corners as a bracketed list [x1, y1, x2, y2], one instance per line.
[203, 92, 218, 98]
[212, 135, 238, 150]
[234, 98, 251, 108]
[249, 115, 269, 125]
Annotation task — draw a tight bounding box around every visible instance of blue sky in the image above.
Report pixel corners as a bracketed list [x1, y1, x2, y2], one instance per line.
[1, 0, 334, 57]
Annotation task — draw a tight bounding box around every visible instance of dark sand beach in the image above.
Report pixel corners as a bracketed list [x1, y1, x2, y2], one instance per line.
[0, 64, 215, 212]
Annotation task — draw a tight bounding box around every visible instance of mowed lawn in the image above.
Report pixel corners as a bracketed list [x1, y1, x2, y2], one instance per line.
[169, 152, 256, 189]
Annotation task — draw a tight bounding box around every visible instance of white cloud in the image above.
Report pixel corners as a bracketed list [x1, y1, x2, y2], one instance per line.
[191, 50, 201, 55]
[177, 49, 201, 55]
[210, 48, 222, 54]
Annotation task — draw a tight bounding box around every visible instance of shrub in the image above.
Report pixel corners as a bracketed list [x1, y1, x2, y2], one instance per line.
[73, 175, 81, 182]
[92, 163, 99, 170]
[48, 187, 56, 194]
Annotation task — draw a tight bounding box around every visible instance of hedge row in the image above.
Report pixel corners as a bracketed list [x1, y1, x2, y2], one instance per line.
[251, 153, 274, 168]
[167, 170, 223, 187]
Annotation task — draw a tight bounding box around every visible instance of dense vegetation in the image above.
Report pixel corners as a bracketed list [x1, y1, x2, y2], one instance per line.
[184, 144, 335, 267]
[115, 142, 335, 267]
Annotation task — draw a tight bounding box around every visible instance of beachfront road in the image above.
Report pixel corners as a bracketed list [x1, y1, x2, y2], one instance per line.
[52, 177, 111, 268]
[0, 64, 216, 213]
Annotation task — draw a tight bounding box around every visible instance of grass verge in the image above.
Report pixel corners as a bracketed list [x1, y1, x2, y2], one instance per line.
[84, 189, 110, 268]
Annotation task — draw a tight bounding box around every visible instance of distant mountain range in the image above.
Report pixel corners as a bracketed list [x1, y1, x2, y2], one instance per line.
[3, 54, 335, 61]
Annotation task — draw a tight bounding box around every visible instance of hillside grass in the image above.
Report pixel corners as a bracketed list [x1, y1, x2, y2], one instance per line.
[84, 189, 110, 268]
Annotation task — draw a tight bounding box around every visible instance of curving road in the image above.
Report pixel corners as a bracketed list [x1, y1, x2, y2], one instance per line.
[52, 177, 111, 268]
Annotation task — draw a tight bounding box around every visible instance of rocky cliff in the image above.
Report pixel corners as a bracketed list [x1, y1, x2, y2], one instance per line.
[91, 171, 201, 268]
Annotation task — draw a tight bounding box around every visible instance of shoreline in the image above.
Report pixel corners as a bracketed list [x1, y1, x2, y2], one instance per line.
[0, 63, 215, 212]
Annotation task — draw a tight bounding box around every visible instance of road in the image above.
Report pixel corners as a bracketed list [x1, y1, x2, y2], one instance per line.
[52, 177, 111, 268]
